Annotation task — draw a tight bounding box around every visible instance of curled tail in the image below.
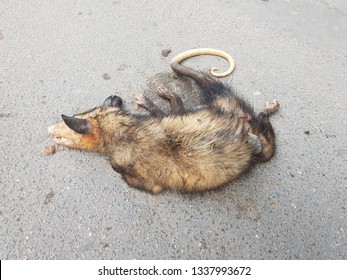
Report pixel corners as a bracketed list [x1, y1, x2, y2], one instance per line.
[171, 48, 235, 78]
[170, 48, 235, 88]
[170, 48, 237, 104]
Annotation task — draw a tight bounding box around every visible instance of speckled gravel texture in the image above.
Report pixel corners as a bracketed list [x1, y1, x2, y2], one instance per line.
[0, 0, 346, 259]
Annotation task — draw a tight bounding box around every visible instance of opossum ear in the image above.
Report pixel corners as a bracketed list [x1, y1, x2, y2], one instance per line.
[103, 95, 123, 108]
[61, 115, 92, 134]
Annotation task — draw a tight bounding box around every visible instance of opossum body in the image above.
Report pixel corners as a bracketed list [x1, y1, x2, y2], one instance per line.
[48, 49, 279, 193]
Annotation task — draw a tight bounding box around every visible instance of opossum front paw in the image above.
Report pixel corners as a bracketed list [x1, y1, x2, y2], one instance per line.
[134, 94, 148, 108]
[263, 99, 280, 115]
[156, 84, 174, 99]
[134, 94, 165, 117]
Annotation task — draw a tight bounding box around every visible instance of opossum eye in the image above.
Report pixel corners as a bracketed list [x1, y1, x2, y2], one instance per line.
[103, 95, 123, 108]
[61, 114, 92, 134]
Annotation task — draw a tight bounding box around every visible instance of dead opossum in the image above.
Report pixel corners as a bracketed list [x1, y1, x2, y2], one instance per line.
[48, 48, 279, 193]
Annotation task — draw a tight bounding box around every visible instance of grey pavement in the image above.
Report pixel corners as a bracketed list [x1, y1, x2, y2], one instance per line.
[0, 0, 346, 259]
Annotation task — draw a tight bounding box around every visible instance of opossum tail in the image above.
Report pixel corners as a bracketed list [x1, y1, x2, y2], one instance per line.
[170, 48, 237, 104]
[171, 48, 235, 78]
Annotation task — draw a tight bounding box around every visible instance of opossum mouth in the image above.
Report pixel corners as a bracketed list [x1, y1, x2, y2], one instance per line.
[47, 124, 72, 145]
[52, 137, 69, 144]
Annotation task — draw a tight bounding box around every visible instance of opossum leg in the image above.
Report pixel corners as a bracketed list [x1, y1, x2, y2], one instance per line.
[123, 175, 163, 194]
[156, 84, 184, 114]
[134, 94, 165, 117]
[170, 62, 215, 86]
[247, 133, 262, 155]
[255, 100, 280, 161]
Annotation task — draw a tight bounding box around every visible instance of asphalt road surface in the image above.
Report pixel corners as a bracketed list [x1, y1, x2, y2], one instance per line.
[0, 0, 346, 259]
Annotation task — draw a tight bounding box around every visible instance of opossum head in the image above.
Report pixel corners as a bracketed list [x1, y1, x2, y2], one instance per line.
[47, 95, 123, 152]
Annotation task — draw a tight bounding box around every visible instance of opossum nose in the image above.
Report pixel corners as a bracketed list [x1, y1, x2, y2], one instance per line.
[103, 95, 123, 108]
